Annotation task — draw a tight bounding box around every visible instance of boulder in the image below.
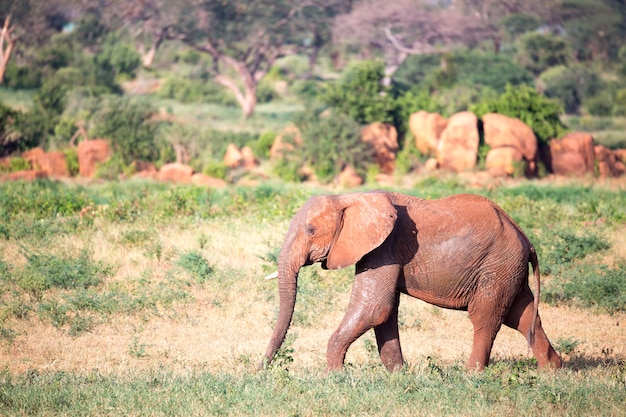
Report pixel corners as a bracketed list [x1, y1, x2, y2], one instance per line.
[548, 132, 595, 176]
[1, 170, 48, 181]
[337, 165, 363, 188]
[241, 146, 259, 170]
[482, 113, 538, 161]
[594, 145, 626, 178]
[485, 147, 524, 176]
[191, 173, 228, 188]
[77, 139, 111, 178]
[157, 163, 193, 183]
[270, 125, 302, 161]
[436, 111, 479, 172]
[409, 111, 448, 155]
[224, 143, 244, 168]
[361, 122, 398, 174]
[22, 147, 69, 177]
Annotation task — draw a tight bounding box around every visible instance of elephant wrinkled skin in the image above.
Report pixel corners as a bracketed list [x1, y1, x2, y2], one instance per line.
[262, 191, 562, 371]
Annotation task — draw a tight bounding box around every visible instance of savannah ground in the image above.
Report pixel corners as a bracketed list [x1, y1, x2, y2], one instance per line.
[0, 174, 625, 416]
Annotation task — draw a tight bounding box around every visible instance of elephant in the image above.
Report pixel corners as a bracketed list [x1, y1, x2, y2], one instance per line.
[261, 191, 562, 371]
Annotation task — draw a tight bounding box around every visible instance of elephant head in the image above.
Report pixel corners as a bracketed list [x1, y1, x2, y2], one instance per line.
[261, 192, 397, 367]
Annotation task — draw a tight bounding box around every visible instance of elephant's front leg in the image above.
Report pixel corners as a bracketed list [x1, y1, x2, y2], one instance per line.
[326, 264, 402, 371]
[374, 291, 404, 371]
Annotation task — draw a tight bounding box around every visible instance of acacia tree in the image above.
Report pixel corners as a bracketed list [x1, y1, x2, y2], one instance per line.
[333, 0, 488, 85]
[115, 0, 346, 118]
[0, 0, 70, 84]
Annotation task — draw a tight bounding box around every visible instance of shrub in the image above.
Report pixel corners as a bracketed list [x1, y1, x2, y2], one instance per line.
[538, 65, 604, 114]
[323, 60, 399, 125]
[544, 261, 626, 314]
[176, 250, 213, 284]
[515, 32, 569, 76]
[612, 89, 626, 116]
[97, 35, 142, 79]
[293, 108, 374, 183]
[471, 84, 568, 146]
[248, 131, 276, 160]
[89, 96, 164, 165]
[0, 102, 22, 156]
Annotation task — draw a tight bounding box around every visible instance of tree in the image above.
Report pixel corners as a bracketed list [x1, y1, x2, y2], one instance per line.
[0, 14, 17, 84]
[333, 0, 488, 85]
[552, 0, 626, 61]
[0, 0, 70, 84]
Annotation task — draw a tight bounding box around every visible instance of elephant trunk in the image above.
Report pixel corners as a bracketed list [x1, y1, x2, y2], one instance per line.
[260, 243, 304, 369]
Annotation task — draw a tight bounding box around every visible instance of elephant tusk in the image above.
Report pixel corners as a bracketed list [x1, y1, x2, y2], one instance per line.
[264, 271, 278, 280]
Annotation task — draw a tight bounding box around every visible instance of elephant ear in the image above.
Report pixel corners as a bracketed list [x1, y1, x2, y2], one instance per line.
[326, 193, 397, 270]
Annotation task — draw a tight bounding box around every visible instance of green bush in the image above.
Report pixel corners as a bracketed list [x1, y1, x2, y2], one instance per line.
[538, 65, 604, 114]
[471, 84, 568, 146]
[515, 32, 569, 76]
[584, 90, 615, 116]
[13, 249, 111, 299]
[323, 60, 399, 125]
[0, 102, 22, 155]
[176, 250, 213, 284]
[248, 131, 275, 160]
[294, 108, 374, 183]
[612, 89, 626, 116]
[97, 35, 142, 79]
[89, 96, 164, 165]
[203, 161, 228, 180]
[544, 261, 626, 314]
[3, 61, 42, 89]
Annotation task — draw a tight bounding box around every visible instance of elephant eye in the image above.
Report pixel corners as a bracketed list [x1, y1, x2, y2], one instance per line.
[305, 225, 316, 236]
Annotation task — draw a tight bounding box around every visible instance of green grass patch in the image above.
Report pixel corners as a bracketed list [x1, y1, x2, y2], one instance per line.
[0, 362, 624, 416]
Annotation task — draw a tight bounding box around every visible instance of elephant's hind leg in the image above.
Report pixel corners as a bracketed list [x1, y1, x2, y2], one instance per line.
[504, 287, 562, 369]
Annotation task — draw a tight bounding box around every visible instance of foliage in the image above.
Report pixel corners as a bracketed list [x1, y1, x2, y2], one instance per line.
[0, 363, 624, 416]
[176, 250, 213, 284]
[544, 261, 626, 314]
[9, 248, 111, 299]
[158, 78, 238, 106]
[471, 84, 568, 146]
[323, 60, 399, 126]
[97, 34, 142, 80]
[515, 32, 570, 76]
[293, 108, 374, 183]
[394, 51, 533, 94]
[0, 102, 22, 155]
[538, 65, 605, 114]
[89, 96, 165, 165]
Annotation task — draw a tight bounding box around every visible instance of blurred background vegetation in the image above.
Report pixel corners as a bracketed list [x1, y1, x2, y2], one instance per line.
[1, 0, 626, 180]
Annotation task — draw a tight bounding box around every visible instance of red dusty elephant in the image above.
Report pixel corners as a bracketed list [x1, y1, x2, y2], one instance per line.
[262, 191, 562, 371]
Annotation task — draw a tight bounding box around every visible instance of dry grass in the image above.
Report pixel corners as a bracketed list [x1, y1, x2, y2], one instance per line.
[1, 179, 625, 380]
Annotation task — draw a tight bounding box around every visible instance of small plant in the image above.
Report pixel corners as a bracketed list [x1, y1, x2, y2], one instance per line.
[266, 333, 296, 372]
[176, 250, 213, 284]
[129, 337, 148, 358]
[555, 337, 580, 355]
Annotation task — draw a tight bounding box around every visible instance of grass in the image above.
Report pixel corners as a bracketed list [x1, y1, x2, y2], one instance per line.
[0, 362, 624, 416]
[0, 177, 625, 415]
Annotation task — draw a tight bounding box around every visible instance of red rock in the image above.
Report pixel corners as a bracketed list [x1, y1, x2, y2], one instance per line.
[409, 111, 448, 155]
[483, 113, 538, 161]
[157, 163, 193, 183]
[77, 140, 111, 178]
[548, 133, 595, 176]
[361, 122, 398, 174]
[337, 165, 363, 188]
[437, 111, 479, 172]
[224, 144, 244, 168]
[191, 173, 228, 188]
[270, 125, 302, 161]
[485, 147, 524, 176]
[594, 145, 626, 178]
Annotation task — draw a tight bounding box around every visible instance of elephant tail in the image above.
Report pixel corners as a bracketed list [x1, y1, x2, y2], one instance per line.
[528, 245, 540, 346]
